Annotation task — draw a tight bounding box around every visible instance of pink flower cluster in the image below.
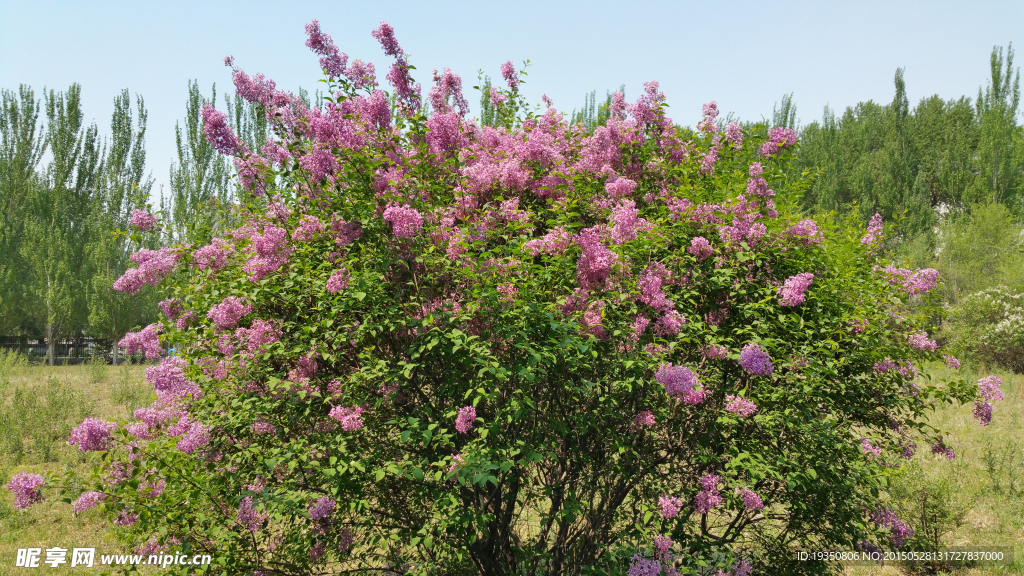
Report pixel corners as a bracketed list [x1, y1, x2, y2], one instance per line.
[628, 554, 662, 576]
[737, 487, 764, 510]
[759, 126, 797, 156]
[876, 266, 939, 296]
[655, 363, 705, 404]
[238, 496, 268, 531]
[746, 162, 771, 197]
[738, 343, 772, 376]
[243, 226, 291, 282]
[455, 405, 476, 434]
[784, 219, 823, 246]
[944, 355, 961, 369]
[329, 405, 366, 431]
[68, 418, 117, 451]
[978, 375, 1004, 402]
[119, 323, 163, 359]
[931, 442, 955, 460]
[575, 227, 619, 291]
[113, 247, 180, 295]
[383, 204, 424, 238]
[631, 410, 656, 429]
[907, 332, 937, 351]
[129, 209, 157, 231]
[725, 395, 757, 418]
[658, 495, 682, 518]
[687, 236, 713, 261]
[308, 496, 335, 520]
[207, 296, 253, 329]
[694, 474, 723, 514]
[175, 420, 211, 454]
[701, 344, 729, 360]
[326, 268, 350, 293]
[974, 376, 1004, 426]
[861, 213, 883, 246]
[292, 215, 325, 241]
[860, 438, 882, 460]
[870, 506, 914, 548]
[777, 272, 814, 307]
[524, 226, 571, 256]
[6, 472, 45, 509]
[193, 239, 235, 272]
[725, 121, 743, 148]
[146, 357, 200, 401]
[72, 491, 106, 513]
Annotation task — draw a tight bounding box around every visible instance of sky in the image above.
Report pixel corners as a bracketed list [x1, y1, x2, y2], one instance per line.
[2, 0, 1022, 201]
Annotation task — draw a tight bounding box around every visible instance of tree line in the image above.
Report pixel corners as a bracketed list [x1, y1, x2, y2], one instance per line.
[0, 82, 268, 364]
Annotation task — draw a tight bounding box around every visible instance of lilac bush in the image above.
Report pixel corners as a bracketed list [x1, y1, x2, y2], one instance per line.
[49, 19, 998, 576]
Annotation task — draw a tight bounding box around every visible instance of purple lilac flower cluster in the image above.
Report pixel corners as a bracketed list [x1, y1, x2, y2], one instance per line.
[784, 219, 823, 246]
[238, 496, 268, 531]
[455, 406, 476, 434]
[309, 496, 335, 521]
[6, 472, 45, 509]
[207, 296, 253, 330]
[860, 438, 882, 460]
[659, 495, 682, 518]
[907, 332, 937, 351]
[326, 268, 350, 293]
[72, 491, 106, 513]
[876, 266, 939, 296]
[944, 355, 961, 369]
[746, 162, 771, 197]
[725, 395, 757, 418]
[192, 238, 235, 272]
[113, 247, 180, 295]
[701, 344, 729, 360]
[724, 121, 743, 148]
[777, 273, 814, 307]
[737, 487, 764, 510]
[330, 405, 366, 431]
[68, 418, 117, 452]
[129, 209, 157, 231]
[694, 474, 723, 514]
[632, 411, 656, 429]
[382, 204, 424, 238]
[870, 506, 914, 548]
[759, 126, 797, 156]
[861, 213, 884, 246]
[738, 343, 773, 376]
[119, 323, 163, 358]
[655, 363, 705, 404]
[687, 236, 713, 261]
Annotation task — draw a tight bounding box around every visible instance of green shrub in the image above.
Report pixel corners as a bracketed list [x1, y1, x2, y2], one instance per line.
[943, 286, 1024, 373]
[75, 21, 988, 576]
[86, 354, 108, 383]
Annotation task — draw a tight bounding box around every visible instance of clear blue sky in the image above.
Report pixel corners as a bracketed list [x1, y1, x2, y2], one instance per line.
[2, 0, 1022, 201]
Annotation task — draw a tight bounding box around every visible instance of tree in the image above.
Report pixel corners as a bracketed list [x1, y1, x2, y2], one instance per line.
[20, 84, 103, 364]
[0, 86, 47, 335]
[77, 21, 984, 576]
[975, 44, 1021, 206]
[86, 89, 157, 363]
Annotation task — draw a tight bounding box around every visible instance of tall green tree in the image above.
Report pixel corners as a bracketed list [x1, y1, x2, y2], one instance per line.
[975, 43, 1021, 206]
[86, 89, 156, 362]
[0, 86, 46, 335]
[162, 81, 233, 245]
[21, 84, 104, 364]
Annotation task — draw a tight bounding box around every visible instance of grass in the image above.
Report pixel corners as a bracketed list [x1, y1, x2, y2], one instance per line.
[0, 359, 151, 575]
[0, 357, 1021, 575]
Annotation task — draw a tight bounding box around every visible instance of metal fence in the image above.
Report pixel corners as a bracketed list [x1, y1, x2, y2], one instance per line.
[0, 336, 120, 365]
